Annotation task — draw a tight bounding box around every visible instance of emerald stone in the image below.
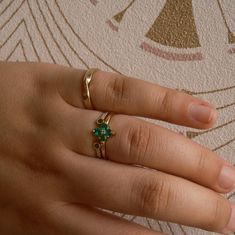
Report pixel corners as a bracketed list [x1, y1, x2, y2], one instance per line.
[93, 123, 112, 142]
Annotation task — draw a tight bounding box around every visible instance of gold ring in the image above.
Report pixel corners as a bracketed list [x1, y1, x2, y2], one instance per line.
[82, 68, 99, 109]
[92, 112, 115, 160]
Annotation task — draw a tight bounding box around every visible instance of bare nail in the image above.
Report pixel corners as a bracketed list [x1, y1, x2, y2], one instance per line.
[188, 103, 216, 123]
[218, 165, 235, 190]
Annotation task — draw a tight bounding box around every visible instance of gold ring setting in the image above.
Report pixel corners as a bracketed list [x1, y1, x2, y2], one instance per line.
[92, 112, 115, 160]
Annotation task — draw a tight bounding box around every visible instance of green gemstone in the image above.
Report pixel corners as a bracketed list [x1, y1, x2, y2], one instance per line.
[93, 122, 113, 142]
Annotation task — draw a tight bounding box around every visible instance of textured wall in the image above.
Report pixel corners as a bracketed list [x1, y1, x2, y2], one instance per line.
[0, 0, 235, 234]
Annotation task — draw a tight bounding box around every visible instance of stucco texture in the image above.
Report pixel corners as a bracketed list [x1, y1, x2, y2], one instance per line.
[0, 0, 235, 234]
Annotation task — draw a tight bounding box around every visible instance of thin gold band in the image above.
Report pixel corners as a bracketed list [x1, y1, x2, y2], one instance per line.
[82, 68, 99, 109]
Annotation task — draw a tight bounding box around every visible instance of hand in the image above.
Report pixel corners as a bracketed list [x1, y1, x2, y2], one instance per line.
[0, 61, 234, 235]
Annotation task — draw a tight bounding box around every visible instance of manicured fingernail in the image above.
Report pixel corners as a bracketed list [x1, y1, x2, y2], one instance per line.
[221, 204, 235, 234]
[188, 103, 216, 123]
[218, 165, 235, 190]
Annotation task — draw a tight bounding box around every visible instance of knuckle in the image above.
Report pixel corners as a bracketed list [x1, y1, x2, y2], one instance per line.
[158, 90, 176, 117]
[126, 122, 152, 164]
[194, 148, 222, 186]
[195, 148, 207, 174]
[105, 74, 129, 108]
[131, 174, 172, 217]
[205, 197, 231, 231]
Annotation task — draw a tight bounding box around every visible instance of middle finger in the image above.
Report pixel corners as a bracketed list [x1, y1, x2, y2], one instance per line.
[59, 107, 235, 194]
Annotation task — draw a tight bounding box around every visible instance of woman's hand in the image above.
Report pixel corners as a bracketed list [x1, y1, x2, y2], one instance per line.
[0, 61, 234, 235]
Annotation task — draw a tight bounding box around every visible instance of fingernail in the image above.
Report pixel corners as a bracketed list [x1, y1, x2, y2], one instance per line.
[221, 204, 235, 234]
[218, 165, 235, 190]
[188, 103, 216, 123]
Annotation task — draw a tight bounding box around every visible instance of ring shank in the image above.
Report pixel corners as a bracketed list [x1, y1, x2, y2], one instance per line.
[94, 112, 114, 160]
[82, 68, 99, 109]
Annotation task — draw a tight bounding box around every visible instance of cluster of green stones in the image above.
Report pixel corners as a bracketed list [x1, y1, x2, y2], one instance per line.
[92, 118, 114, 143]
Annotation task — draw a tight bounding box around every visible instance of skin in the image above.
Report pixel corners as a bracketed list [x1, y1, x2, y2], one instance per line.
[0, 61, 234, 235]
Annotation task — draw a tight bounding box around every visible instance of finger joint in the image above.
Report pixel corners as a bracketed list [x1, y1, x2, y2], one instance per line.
[130, 174, 172, 217]
[205, 197, 231, 231]
[126, 122, 152, 164]
[105, 75, 130, 109]
[158, 90, 176, 118]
